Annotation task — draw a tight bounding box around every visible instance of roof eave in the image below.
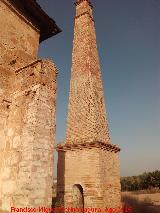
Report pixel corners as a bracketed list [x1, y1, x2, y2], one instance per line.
[9, 0, 62, 42]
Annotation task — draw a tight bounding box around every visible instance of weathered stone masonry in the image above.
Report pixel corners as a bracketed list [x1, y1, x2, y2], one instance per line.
[0, 0, 61, 212]
[57, 0, 121, 210]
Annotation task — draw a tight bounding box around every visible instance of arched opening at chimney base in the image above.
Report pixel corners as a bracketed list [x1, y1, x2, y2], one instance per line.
[72, 184, 84, 212]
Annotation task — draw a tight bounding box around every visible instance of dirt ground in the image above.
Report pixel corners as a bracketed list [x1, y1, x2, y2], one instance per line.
[122, 192, 160, 206]
[122, 192, 160, 213]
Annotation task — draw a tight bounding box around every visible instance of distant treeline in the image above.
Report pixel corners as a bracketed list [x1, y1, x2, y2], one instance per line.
[121, 170, 160, 191]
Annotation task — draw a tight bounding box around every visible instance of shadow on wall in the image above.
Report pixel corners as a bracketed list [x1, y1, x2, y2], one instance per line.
[122, 195, 160, 213]
[52, 151, 65, 208]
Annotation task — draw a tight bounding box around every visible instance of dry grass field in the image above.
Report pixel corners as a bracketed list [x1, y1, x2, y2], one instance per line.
[122, 191, 160, 213]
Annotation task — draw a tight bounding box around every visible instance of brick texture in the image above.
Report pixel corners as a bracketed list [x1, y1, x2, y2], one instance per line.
[57, 0, 121, 210]
[66, 0, 110, 144]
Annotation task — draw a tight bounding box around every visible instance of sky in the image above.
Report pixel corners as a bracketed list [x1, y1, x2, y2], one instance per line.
[37, 0, 160, 177]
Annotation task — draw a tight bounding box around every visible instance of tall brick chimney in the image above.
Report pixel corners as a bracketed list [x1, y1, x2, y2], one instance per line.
[66, 0, 110, 144]
[56, 0, 121, 209]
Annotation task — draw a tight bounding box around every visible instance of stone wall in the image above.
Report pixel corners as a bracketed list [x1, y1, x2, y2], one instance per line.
[0, 1, 58, 212]
[0, 59, 57, 212]
[0, 0, 40, 70]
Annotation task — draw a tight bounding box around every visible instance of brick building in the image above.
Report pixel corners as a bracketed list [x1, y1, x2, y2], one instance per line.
[56, 0, 121, 210]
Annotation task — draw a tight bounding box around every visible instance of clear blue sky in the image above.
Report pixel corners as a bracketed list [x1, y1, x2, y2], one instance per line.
[37, 0, 160, 177]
